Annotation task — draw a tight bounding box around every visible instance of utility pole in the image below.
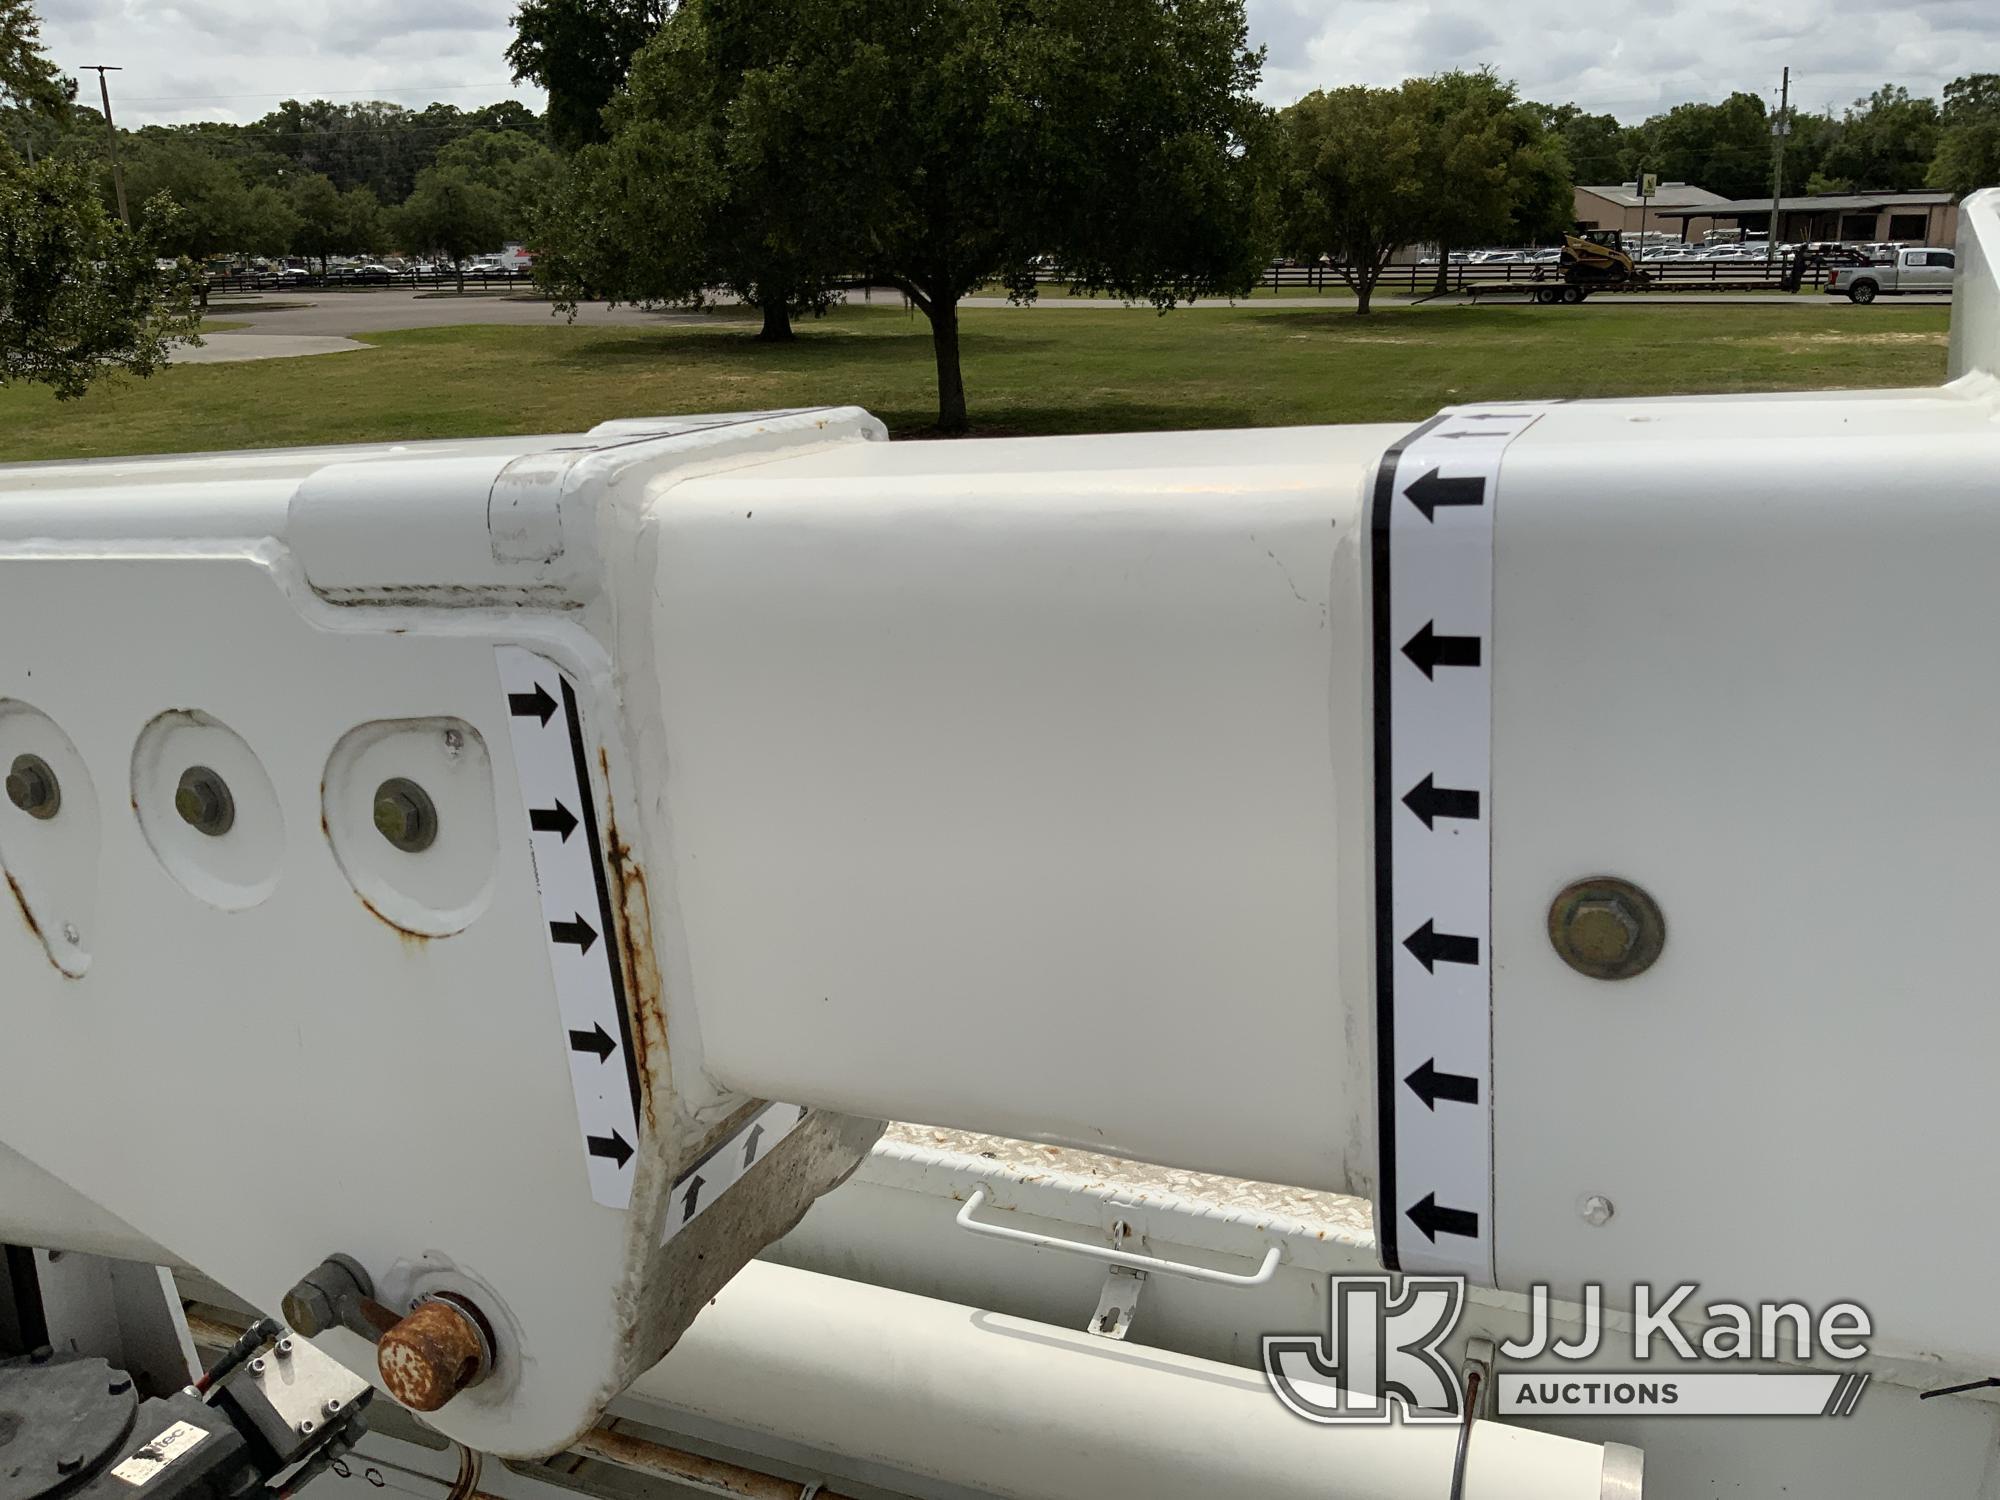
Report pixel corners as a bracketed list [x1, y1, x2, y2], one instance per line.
[82, 64, 128, 225]
[1767, 66, 1790, 262]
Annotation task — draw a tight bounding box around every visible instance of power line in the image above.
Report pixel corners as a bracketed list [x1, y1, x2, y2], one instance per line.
[117, 81, 524, 104]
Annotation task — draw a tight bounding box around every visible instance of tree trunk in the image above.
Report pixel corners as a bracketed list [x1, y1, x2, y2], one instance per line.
[927, 299, 968, 433]
[1356, 275, 1374, 315]
[1433, 246, 1450, 294]
[455, 260, 465, 295]
[757, 301, 795, 341]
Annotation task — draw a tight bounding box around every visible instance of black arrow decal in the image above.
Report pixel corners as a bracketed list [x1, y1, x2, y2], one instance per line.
[508, 683, 557, 725]
[1457, 412, 1524, 421]
[587, 1129, 634, 1169]
[530, 799, 579, 842]
[681, 1174, 705, 1221]
[550, 912, 598, 955]
[569, 1022, 615, 1063]
[741, 1123, 765, 1170]
[1403, 919, 1479, 973]
[1403, 468, 1487, 520]
[1406, 1192, 1480, 1243]
[1401, 773, 1480, 829]
[1435, 430, 1507, 441]
[1401, 621, 1482, 680]
[1405, 1058, 1480, 1110]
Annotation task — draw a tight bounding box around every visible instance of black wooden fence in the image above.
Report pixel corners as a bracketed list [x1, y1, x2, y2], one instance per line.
[206, 268, 535, 294]
[1260, 257, 1806, 294]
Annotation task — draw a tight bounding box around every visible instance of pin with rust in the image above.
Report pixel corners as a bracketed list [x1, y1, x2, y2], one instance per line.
[376, 1293, 494, 1412]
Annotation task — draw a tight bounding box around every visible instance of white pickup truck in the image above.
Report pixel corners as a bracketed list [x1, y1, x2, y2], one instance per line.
[1825, 245, 1955, 302]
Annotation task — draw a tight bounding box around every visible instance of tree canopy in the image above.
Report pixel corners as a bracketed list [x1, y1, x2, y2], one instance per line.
[1416, 70, 1571, 287]
[2, 0, 199, 398]
[1278, 83, 1428, 314]
[507, 0, 666, 150]
[396, 163, 512, 288]
[1929, 75, 2000, 199]
[540, 0, 1275, 430]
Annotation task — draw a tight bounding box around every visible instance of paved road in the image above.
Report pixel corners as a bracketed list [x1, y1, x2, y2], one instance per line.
[205, 291, 752, 338]
[174, 333, 368, 364]
[199, 286, 1952, 350]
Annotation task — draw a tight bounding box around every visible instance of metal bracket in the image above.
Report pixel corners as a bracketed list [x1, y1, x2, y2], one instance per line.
[1088, 1266, 1145, 1340]
[955, 1187, 1280, 1288]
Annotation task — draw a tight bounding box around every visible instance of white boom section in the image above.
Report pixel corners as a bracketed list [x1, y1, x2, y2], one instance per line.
[3, 188, 1999, 1448]
[624, 1258, 1633, 1500]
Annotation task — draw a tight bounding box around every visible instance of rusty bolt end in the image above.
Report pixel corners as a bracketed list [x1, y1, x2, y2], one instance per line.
[377, 1295, 491, 1412]
[6, 754, 59, 820]
[1548, 876, 1665, 981]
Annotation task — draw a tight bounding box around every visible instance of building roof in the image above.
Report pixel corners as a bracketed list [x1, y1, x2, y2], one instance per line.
[1652, 189, 1957, 219]
[1578, 182, 1729, 209]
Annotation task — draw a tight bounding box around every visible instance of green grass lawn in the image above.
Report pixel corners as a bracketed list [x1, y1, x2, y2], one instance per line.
[0, 301, 1952, 461]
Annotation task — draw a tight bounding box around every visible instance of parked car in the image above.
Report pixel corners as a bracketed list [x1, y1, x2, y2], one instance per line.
[1825, 246, 1955, 302]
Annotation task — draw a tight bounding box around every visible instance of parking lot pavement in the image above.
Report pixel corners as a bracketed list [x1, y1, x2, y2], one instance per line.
[205, 291, 742, 338]
[173, 333, 368, 363]
[198, 289, 1953, 348]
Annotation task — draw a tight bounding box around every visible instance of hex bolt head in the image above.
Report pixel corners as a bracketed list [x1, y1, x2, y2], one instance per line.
[6, 754, 60, 819]
[1579, 1194, 1616, 1227]
[57, 1453, 83, 1475]
[174, 766, 236, 837]
[373, 778, 438, 854]
[1548, 876, 1665, 980]
[283, 1285, 334, 1337]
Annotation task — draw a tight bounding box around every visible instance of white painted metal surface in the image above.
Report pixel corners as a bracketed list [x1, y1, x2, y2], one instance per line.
[4, 188, 2000, 1485]
[647, 423, 1394, 1192]
[623, 1258, 1626, 1500]
[0, 411, 890, 1457]
[1487, 375, 2000, 1369]
[770, 1126, 2000, 1500]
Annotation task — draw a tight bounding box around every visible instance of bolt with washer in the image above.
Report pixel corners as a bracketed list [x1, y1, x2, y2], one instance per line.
[175, 766, 235, 837]
[1548, 876, 1665, 980]
[1579, 1194, 1615, 1227]
[5, 754, 60, 820]
[373, 778, 438, 854]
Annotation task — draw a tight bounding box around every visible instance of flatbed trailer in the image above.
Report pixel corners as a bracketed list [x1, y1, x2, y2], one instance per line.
[1453, 271, 1809, 304]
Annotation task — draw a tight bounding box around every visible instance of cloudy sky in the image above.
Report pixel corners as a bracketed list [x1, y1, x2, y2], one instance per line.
[30, 0, 1998, 130]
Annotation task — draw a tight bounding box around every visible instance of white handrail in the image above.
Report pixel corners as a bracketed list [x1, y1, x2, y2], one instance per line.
[953, 1186, 1281, 1288]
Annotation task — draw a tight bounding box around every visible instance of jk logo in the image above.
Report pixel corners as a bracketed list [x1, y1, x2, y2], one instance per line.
[1262, 1275, 1467, 1424]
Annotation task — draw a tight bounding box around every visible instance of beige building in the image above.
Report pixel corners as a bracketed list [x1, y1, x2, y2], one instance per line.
[1574, 182, 1727, 241]
[1653, 190, 1959, 247]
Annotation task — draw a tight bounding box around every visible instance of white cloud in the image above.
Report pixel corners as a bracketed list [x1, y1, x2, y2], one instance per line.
[35, 0, 542, 126]
[1247, 0, 1991, 119]
[29, 0, 1996, 130]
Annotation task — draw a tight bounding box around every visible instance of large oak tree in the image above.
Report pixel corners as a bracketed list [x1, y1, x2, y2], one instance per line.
[537, 0, 1275, 430]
